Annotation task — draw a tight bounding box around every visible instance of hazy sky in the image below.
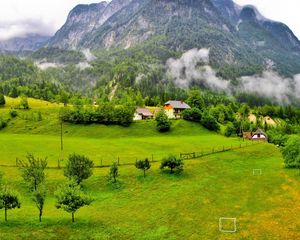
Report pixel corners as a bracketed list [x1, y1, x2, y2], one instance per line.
[0, 0, 299, 40]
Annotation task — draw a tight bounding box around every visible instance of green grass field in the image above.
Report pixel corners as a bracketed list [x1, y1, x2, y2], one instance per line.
[0, 98, 299, 239]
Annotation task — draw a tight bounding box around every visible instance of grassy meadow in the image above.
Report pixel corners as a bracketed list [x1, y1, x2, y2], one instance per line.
[0, 97, 299, 239]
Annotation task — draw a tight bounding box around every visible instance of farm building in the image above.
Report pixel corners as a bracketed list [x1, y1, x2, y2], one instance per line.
[133, 108, 154, 120]
[243, 129, 268, 141]
[164, 100, 191, 119]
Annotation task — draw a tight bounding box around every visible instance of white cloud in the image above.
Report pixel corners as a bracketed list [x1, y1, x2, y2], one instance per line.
[0, 0, 105, 40]
[167, 48, 300, 104]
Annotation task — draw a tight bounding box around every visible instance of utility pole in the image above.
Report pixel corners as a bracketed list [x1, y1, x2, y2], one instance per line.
[58, 121, 64, 169]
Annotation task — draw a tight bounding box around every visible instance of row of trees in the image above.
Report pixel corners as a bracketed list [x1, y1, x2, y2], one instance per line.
[59, 103, 135, 126]
[0, 154, 184, 223]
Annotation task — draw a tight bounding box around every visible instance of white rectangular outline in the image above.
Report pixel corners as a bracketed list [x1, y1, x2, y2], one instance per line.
[219, 217, 237, 233]
[253, 169, 262, 176]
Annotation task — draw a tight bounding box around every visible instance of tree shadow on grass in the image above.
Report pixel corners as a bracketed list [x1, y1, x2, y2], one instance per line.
[160, 169, 189, 180]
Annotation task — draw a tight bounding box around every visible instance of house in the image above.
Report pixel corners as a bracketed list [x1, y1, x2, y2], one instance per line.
[133, 108, 154, 121]
[243, 129, 268, 141]
[164, 100, 191, 119]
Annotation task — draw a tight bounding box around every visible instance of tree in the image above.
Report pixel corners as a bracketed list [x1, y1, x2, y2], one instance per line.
[108, 162, 119, 183]
[0, 93, 5, 106]
[0, 187, 21, 222]
[238, 103, 250, 138]
[135, 158, 151, 178]
[55, 181, 93, 222]
[155, 109, 171, 132]
[19, 96, 29, 109]
[224, 122, 235, 137]
[182, 108, 202, 122]
[201, 111, 220, 131]
[32, 187, 46, 222]
[64, 154, 94, 185]
[282, 136, 300, 168]
[59, 91, 69, 107]
[186, 89, 204, 109]
[19, 153, 47, 191]
[160, 155, 184, 174]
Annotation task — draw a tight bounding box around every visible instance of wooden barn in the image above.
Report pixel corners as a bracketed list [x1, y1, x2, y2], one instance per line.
[243, 129, 268, 141]
[133, 108, 153, 121]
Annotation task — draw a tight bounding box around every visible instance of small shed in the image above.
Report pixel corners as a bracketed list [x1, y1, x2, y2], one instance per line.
[133, 108, 153, 121]
[243, 129, 268, 141]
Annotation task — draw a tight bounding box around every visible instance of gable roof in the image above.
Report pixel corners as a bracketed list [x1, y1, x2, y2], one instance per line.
[164, 100, 190, 109]
[135, 108, 153, 116]
[253, 128, 267, 136]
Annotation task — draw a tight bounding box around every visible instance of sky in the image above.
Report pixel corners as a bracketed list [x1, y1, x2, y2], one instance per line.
[0, 0, 299, 40]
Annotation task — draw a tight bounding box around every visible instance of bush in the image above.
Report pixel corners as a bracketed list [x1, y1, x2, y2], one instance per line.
[19, 96, 29, 109]
[201, 111, 220, 131]
[182, 108, 202, 122]
[0, 94, 5, 106]
[9, 109, 18, 118]
[224, 122, 235, 137]
[160, 155, 184, 173]
[155, 109, 171, 132]
[282, 135, 300, 168]
[0, 118, 7, 130]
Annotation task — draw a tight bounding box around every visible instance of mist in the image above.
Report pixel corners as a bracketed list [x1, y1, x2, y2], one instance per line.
[166, 48, 300, 104]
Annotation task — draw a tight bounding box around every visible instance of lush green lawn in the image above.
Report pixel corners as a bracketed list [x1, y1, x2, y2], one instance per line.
[1, 98, 299, 239]
[0, 143, 299, 239]
[0, 103, 244, 167]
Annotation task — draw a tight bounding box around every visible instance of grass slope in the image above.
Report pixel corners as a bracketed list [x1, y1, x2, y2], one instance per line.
[0, 98, 243, 167]
[1, 97, 298, 239]
[0, 143, 299, 239]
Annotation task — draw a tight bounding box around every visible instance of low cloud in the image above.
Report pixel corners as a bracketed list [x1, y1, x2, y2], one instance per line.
[0, 18, 54, 40]
[166, 49, 229, 91]
[82, 49, 96, 62]
[166, 48, 300, 104]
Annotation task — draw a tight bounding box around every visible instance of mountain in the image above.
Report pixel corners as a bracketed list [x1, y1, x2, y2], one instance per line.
[0, 34, 50, 53]
[45, 0, 300, 76]
[47, 0, 133, 49]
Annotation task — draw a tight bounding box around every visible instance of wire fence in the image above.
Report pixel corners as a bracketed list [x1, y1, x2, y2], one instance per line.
[3, 140, 263, 169]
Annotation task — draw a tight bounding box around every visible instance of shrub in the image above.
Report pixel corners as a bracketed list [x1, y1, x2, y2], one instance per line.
[160, 155, 184, 173]
[282, 135, 300, 168]
[19, 96, 29, 109]
[0, 118, 7, 130]
[182, 108, 202, 122]
[9, 109, 18, 118]
[155, 109, 171, 132]
[201, 111, 220, 131]
[224, 122, 235, 137]
[0, 94, 5, 106]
